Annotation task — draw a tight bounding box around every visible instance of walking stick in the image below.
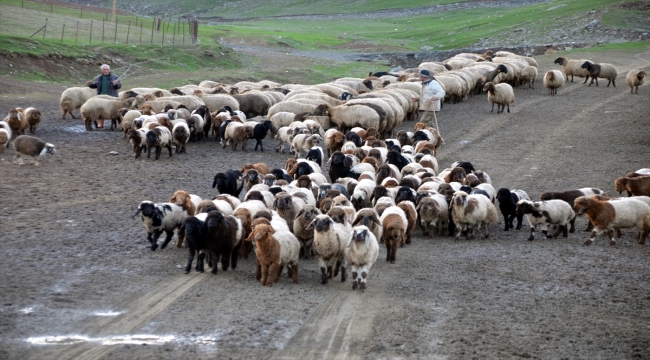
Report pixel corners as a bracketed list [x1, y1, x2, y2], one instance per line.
[433, 109, 440, 136]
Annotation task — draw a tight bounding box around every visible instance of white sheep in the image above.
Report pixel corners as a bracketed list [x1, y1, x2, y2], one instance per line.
[80, 96, 136, 131]
[415, 194, 449, 237]
[307, 214, 352, 284]
[626, 69, 645, 94]
[59, 86, 96, 119]
[270, 111, 297, 130]
[350, 178, 376, 211]
[328, 104, 381, 134]
[519, 66, 538, 89]
[145, 126, 173, 160]
[151, 95, 205, 112]
[172, 121, 190, 154]
[0, 120, 12, 153]
[574, 196, 650, 246]
[344, 225, 379, 291]
[516, 199, 575, 241]
[451, 191, 498, 241]
[291, 133, 322, 158]
[543, 70, 565, 96]
[12, 135, 55, 166]
[482, 82, 514, 113]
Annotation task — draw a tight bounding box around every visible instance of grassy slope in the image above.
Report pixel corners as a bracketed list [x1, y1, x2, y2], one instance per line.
[1, 0, 649, 86]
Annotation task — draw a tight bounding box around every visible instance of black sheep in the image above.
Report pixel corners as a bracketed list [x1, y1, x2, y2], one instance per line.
[181, 215, 210, 273]
[202, 211, 243, 274]
[271, 168, 293, 183]
[395, 186, 416, 204]
[251, 120, 274, 151]
[219, 119, 232, 143]
[306, 147, 324, 167]
[345, 131, 363, 147]
[328, 151, 360, 183]
[496, 188, 527, 231]
[371, 185, 391, 203]
[386, 150, 411, 171]
[295, 161, 316, 178]
[412, 131, 430, 142]
[212, 170, 244, 197]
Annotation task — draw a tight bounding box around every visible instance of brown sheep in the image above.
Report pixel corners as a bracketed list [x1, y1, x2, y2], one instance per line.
[23, 107, 43, 135]
[615, 177, 650, 197]
[380, 206, 408, 264]
[241, 163, 270, 175]
[293, 205, 320, 258]
[325, 129, 345, 158]
[319, 198, 333, 214]
[245, 224, 300, 286]
[444, 167, 466, 183]
[574, 195, 650, 246]
[3, 108, 27, 139]
[398, 201, 417, 245]
[285, 157, 298, 172]
[296, 175, 313, 189]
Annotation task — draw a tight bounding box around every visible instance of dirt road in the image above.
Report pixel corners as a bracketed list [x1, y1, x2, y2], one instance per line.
[0, 48, 649, 360]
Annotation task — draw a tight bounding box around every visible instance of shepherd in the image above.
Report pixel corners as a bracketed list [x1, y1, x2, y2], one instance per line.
[86, 64, 121, 128]
[411, 69, 445, 134]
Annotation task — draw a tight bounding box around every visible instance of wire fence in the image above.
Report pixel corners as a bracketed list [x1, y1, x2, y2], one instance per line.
[1, 0, 199, 45]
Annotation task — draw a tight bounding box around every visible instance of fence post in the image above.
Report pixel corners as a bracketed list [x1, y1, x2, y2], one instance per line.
[61, 23, 65, 43]
[43, 18, 47, 39]
[75, 21, 79, 45]
[151, 20, 154, 44]
[126, 20, 131, 45]
[166, 16, 171, 32]
[89, 20, 93, 44]
[172, 22, 176, 45]
[102, 19, 105, 43]
[162, 21, 165, 45]
[50, 4, 52, 13]
[81, 8, 82, 18]
[114, 18, 118, 44]
[22, 0, 23, 8]
[139, 21, 143, 43]
[182, 22, 184, 44]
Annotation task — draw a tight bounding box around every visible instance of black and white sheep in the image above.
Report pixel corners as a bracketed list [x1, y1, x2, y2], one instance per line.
[212, 170, 244, 197]
[291, 134, 322, 158]
[145, 126, 173, 160]
[133, 201, 187, 251]
[450, 191, 499, 241]
[581, 61, 618, 87]
[516, 199, 575, 241]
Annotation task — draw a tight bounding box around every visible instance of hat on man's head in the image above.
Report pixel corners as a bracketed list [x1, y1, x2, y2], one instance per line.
[419, 69, 432, 78]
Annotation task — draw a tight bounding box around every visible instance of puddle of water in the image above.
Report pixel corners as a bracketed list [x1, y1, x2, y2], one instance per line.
[62, 125, 88, 133]
[93, 311, 123, 317]
[25, 334, 220, 346]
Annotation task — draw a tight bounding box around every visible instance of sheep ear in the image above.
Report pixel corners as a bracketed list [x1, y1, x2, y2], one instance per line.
[170, 195, 177, 203]
[133, 208, 142, 218]
[296, 208, 305, 218]
[352, 216, 361, 226]
[272, 199, 278, 210]
[415, 202, 422, 211]
[372, 214, 381, 225]
[185, 196, 192, 211]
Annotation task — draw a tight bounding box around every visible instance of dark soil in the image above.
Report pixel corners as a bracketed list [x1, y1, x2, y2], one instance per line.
[0, 48, 649, 360]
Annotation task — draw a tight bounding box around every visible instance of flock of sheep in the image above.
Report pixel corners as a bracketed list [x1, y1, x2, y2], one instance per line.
[2, 48, 649, 289]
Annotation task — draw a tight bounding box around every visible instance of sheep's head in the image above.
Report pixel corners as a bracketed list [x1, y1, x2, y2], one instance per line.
[298, 205, 319, 222]
[614, 178, 628, 194]
[246, 190, 265, 202]
[330, 151, 346, 166]
[496, 188, 511, 203]
[133, 201, 156, 218]
[297, 175, 312, 188]
[328, 207, 348, 224]
[345, 132, 362, 147]
[212, 173, 227, 189]
[306, 215, 333, 232]
[252, 224, 275, 242]
[352, 210, 381, 228]
[246, 169, 260, 184]
[41, 143, 56, 156]
[416, 197, 439, 215]
[170, 190, 191, 208]
[515, 200, 542, 218]
[285, 157, 298, 172]
[296, 163, 314, 177]
[332, 195, 351, 207]
[482, 82, 496, 93]
[553, 57, 565, 65]
[263, 174, 277, 187]
[274, 193, 292, 210]
[637, 71, 646, 80]
[319, 198, 333, 213]
[452, 191, 469, 207]
[581, 61, 593, 70]
[397, 186, 415, 203]
[318, 184, 332, 200]
[573, 196, 591, 216]
[351, 226, 371, 245]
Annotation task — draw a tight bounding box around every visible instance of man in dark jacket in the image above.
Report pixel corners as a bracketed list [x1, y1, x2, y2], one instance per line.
[86, 64, 121, 128]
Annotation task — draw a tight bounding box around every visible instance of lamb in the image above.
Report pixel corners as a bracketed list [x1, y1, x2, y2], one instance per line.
[626, 70, 645, 94]
[306, 146, 325, 167]
[180, 213, 210, 273]
[351, 208, 383, 243]
[307, 214, 352, 284]
[553, 56, 591, 82]
[274, 126, 295, 154]
[127, 128, 148, 158]
[246, 224, 300, 286]
[270, 111, 297, 131]
[293, 204, 321, 258]
[574, 195, 650, 246]
[222, 121, 254, 151]
[11, 135, 55, 166]
[519, 66, 538, 90]
[3, 108, 27, 138]
[201, 210, 244, 274]
[0, 127, 9, 153]
[344, 226, 379, 291]
[145, 126, 173, 160]
[540, 188, 605, 232]
[212, 170, 244, 197]
[415, 194, 449, 237]
[171, 121, 190, 154]
[80, 96, 136, 131]
[324, 129, 346, 158]
[21, 107, 43, 135]
[59, 86, 96, 119]
[247, 119, 274, 151]
[581, 61, 618, 87]
[170, 190, 201, 217]
[273, 192, 307, 226]
[380, 206, 408, 263]
[397, 201, 417, 245]
[133, 201, 187, 251]
[516, 199, 575, 241]
[291, 134, 322, 158]
[351, 179, 377, 211]
[496, 188, 530, 231]
[543, 70, 565, 96]
[615, 176, 650, 197]
[450, 191, 499, 241]
[482, 82, 514, 113]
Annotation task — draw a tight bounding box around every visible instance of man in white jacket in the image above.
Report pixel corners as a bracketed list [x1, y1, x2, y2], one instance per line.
[412, 69, 445, 131]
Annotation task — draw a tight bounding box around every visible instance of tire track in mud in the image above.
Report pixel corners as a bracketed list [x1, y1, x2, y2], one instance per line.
[35, 273, 204, 360]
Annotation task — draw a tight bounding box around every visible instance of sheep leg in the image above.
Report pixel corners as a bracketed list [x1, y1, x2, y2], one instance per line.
[490, 103, 495, 113]
[607, 230, 617, 246]
[352, 269, 358, 290]
[569, 217, 576, 233]
[290, 264, 299, 284]
[185, 248, 195, 274]
[340, 264, 347, 283]
[319, 267, 328, 285]
[583, 228, 603, 246]
[210, 251, 220, 274]
[160, 230, 174, 249]
[514, 215, 524, 230]
[146, 146, 152, 159]
[562, 224, 569, 238]
[638, 230, 648, 245]
[196, 252, 205, 272]
[506, 104, 510, 113]
[484, 223, 490, 239]
[260, 263, 269, 286]
[528, 226, 536, 241]
[241, 139, 248, 152]
[221, 249, 231, 271]
[150, 230, 163, 251]
[230, 242, 241, 270]
[385, 241, 392, 261]
[255, 259, 262, 280]
[360, 271, 368, 291]
[266, 263, 279, 287]
[582, 76, 588, 84]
